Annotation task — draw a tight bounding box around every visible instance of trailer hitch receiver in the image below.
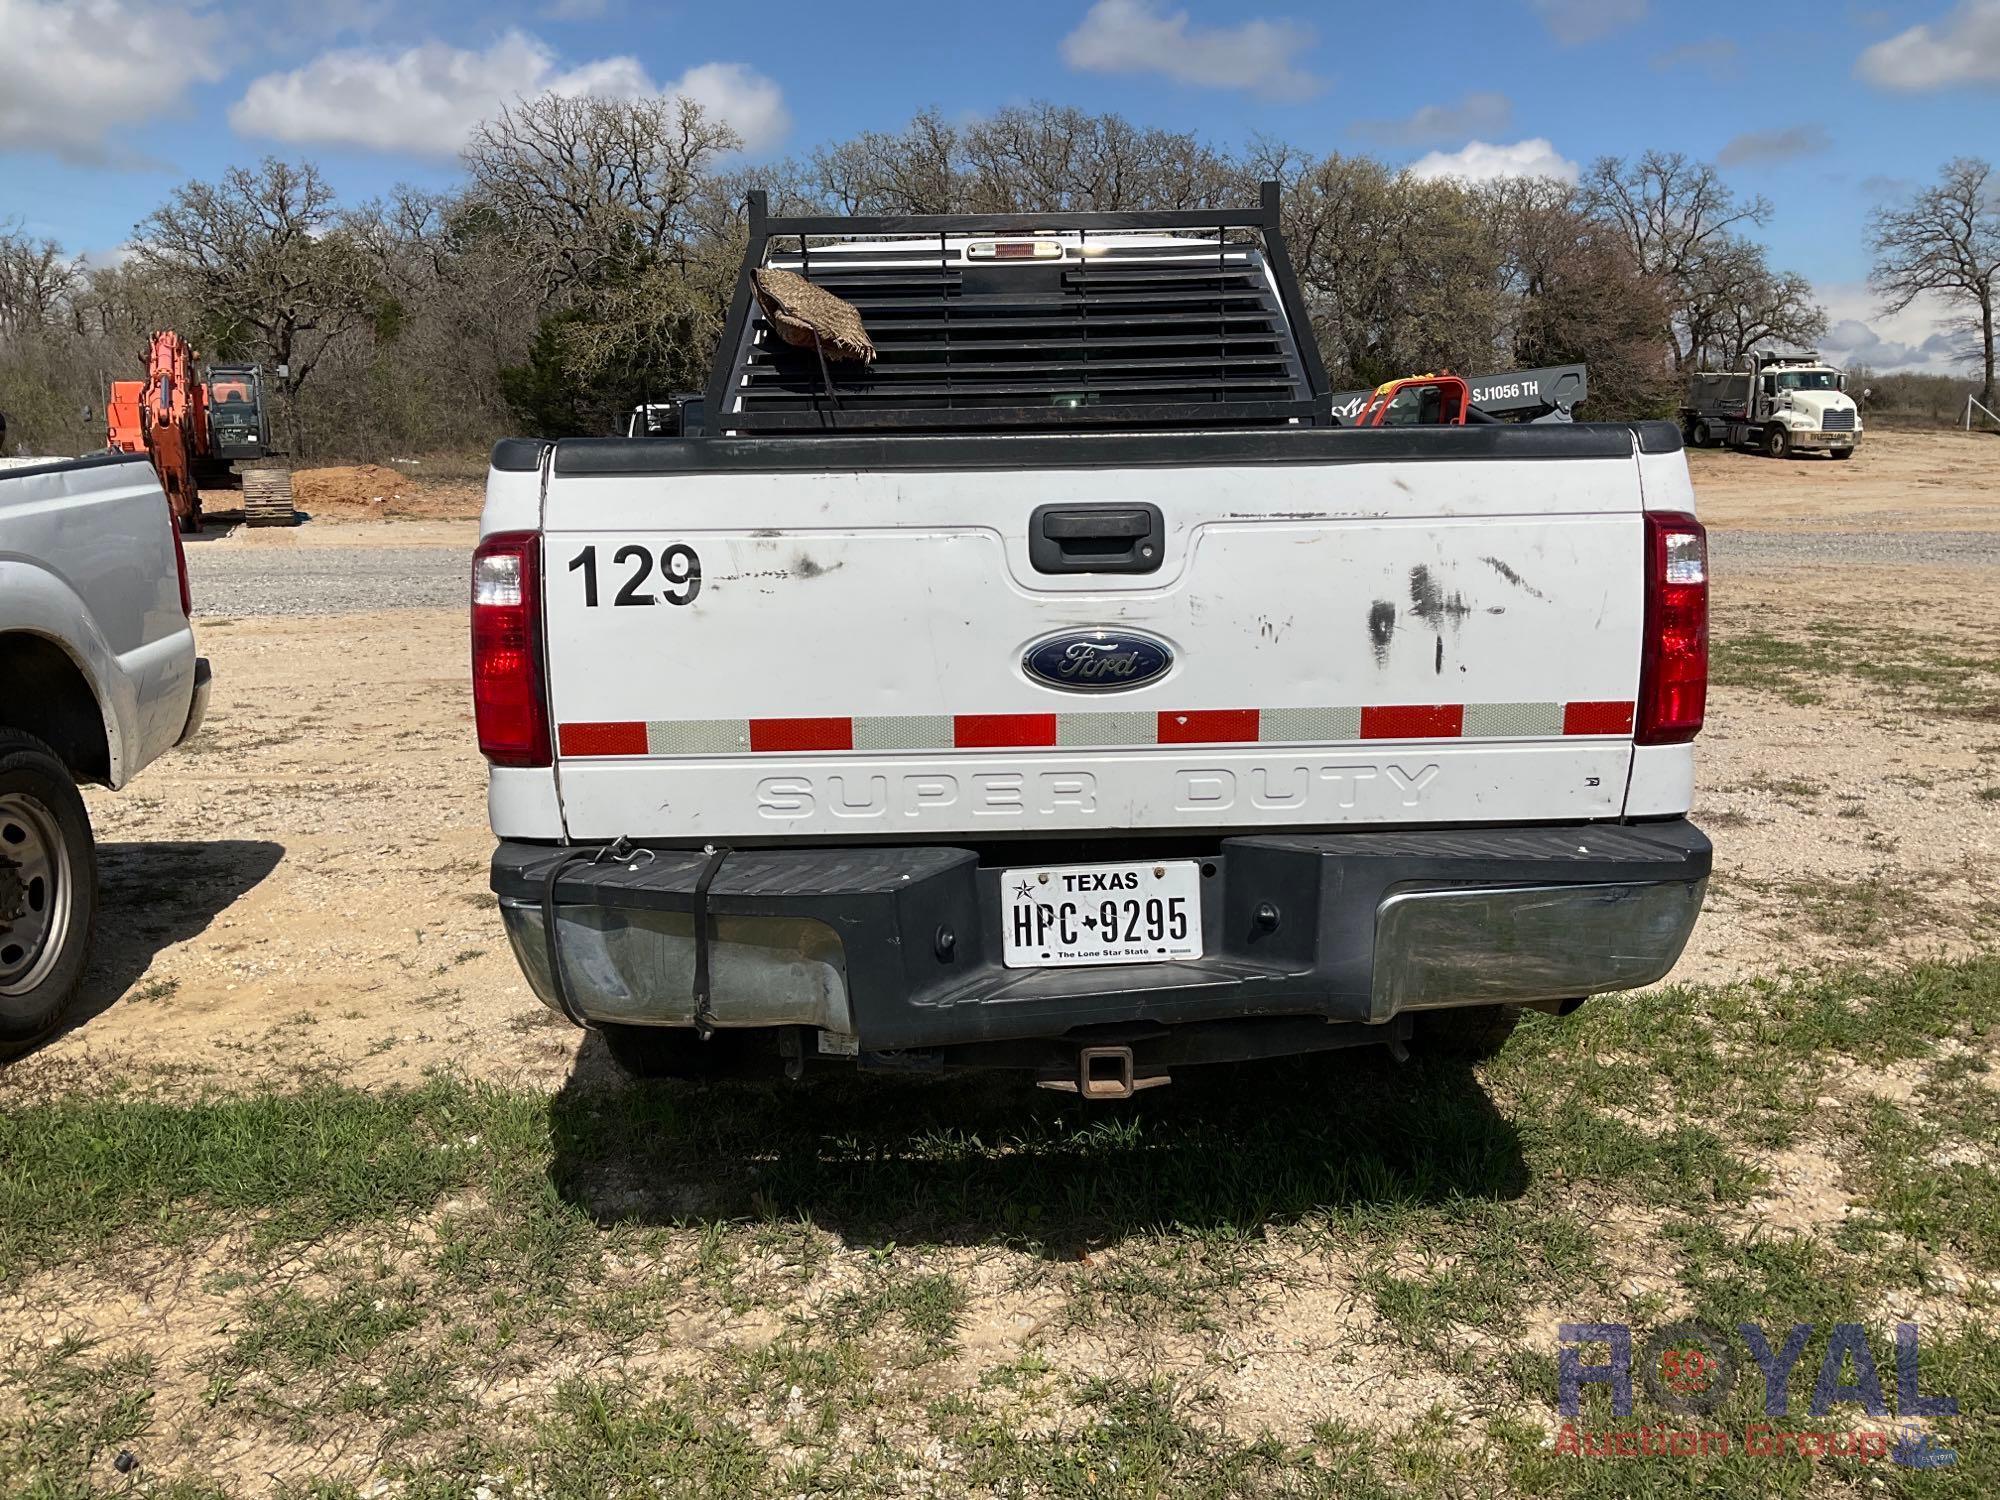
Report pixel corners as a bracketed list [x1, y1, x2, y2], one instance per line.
[1037, 1044, 1171, 1101]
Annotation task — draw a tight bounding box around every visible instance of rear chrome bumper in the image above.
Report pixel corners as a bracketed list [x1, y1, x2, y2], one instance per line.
[1369, 879, 1703, 1020]
[492, 820, 1709, 1056]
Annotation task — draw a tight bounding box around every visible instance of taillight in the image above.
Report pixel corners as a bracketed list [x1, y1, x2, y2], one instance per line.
[1637, 512, 1708, 745]
[471, 531, 550, 767]
[168, 505, 191, 617]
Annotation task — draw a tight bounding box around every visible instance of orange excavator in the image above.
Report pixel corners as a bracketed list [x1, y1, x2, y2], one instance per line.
[106, 331, 295, 531]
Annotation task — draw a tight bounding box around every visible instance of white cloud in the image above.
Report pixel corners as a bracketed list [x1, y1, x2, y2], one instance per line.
[0, 0, 223, 165]
[666, 62, 789, 154]
[230, 30, 789, 158]
[79, 243, 138, 271]
[1354, 92, 1512, 147]
[1406, 138, 1580, 184]
[1528, 0, 1646, 44]
[1856, 0, 2000, 90]
[1059, 0, 1319, 101]
[1816, 281, 1976, 375]
[1717, 124, 1831, 167]
[233, 32, 558, 156]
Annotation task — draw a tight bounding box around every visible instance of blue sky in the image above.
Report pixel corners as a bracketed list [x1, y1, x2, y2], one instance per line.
[3, 0, 1996, 372]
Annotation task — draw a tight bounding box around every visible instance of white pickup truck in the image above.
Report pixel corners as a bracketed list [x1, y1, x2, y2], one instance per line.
[477, 187, 1711, 1094]
[0, 453, 211, 1053]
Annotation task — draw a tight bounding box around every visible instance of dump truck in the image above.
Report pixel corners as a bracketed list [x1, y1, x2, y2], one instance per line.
[475, 185, 1711, 1094]
[1681, 352, 1861, 459]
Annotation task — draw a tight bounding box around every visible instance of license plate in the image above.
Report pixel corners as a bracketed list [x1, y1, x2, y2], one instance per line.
[1000, 859, 1203, 969]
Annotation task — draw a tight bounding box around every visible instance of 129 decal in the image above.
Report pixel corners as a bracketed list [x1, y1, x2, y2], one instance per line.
[567, 544, 701, 607]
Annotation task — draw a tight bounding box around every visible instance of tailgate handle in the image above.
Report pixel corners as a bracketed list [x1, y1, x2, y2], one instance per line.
[1029, 503, 1164, 574]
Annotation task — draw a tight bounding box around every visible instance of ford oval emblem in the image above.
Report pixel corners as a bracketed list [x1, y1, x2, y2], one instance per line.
[1022, 630, 1174, 693]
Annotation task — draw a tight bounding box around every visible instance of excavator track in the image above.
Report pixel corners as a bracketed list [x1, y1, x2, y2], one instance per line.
[241, 468, 297, 527]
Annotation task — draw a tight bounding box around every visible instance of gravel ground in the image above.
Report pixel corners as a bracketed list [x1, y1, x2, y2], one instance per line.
[186, 543, 467, 615]
[1712, 528, 2000, 568]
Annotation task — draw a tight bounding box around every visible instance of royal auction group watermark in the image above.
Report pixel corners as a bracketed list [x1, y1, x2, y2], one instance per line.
[1553, 1320, 1958, 1469]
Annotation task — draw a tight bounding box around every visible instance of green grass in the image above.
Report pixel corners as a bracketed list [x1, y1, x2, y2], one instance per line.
[3, 955, 1998, 1496]
[942, 1374, 1341, 1498]
[1713, 623, 2000, 720]
[0, 1076, 549, 1281]
[1489, 955, 2000, 1152]
[1851, 1090, 2000, 1273]
[1777, 874, 1940, 946]
[1061, 1229, 1271, 1336]
[131, 975, 181, 1004]
[0, 1339, 159, 1498]
[499, 1380, 770, 1498]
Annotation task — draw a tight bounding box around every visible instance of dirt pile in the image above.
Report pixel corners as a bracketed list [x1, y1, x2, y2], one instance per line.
[289, 463, 483, 520]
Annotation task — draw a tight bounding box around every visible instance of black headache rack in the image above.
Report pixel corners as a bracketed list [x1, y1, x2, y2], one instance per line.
[702, 182, 1334, 437]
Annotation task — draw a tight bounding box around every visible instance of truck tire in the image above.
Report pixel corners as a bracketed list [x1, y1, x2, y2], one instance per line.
[0, 731, 98, 1057]
[1764, 426, 1791, 460]
[1691, 419, 1714, 449]
[1412, 1004, 1520, 1060]
[599, 1023, 759, 1080]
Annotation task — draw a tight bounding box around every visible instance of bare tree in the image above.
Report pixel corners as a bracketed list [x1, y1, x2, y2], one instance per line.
[961, 104, 1239, 214]
[1682, 238, 1825, 366]
[1870, 157, 2000, 406]
[322, 187, 533, 457]
[131, 158, 378, 448]
[1582, 151, 1774, 368]
[808, 109, 966, 214]
[1248, 144, 1507, 387]
[463, 93, 739, 298]
[72, 259, 187, 342]
[1481, 177, 1675, 415]
[0, 236, 185, 455]
[0, 224, 84, 336]
[462, 94, 744, 403]
[8, 107, 1864, 456]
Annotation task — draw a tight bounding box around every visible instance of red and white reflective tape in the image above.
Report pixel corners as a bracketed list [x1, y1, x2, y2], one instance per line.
[556, 701, 1634, 757]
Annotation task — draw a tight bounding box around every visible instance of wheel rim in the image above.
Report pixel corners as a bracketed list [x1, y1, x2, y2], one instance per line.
[0, 791, 70, 995]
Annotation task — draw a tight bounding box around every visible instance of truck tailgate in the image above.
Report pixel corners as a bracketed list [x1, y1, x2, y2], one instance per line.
[541, 449, 1646, 840]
